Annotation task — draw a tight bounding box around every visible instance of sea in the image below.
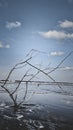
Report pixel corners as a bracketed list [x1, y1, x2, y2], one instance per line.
[0, 83, 73, 130]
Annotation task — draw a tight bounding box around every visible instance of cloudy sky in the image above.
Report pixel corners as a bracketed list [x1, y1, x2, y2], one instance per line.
[0, 0, 73, 81]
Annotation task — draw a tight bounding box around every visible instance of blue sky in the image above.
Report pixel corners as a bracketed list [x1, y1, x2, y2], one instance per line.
[0, 0, 73, 81]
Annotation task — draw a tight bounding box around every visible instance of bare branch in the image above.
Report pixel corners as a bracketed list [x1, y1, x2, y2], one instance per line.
[18, 81, 28, 106]
[1, 50, 72, 109]
[2, 57, 32, 87]
[0, 85, 17, 106]
[26, 61, 56, 82]
[12, 69, 31, 95]
[48, 51, 73, 74]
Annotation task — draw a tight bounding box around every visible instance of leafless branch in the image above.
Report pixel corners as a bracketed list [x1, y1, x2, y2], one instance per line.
[0, 84, 17, 107]
[12, 69, 31, 95]
[2, 57, 32, 87]
[26, 61, 56, 82]
[48, 51, 73, 74]
[0, 50, 72, 109]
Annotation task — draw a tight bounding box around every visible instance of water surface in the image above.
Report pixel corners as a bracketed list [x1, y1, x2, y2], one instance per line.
[0, 84, 73, 130]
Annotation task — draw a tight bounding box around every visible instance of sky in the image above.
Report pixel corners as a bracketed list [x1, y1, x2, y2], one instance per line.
[0, 0, 73, 82]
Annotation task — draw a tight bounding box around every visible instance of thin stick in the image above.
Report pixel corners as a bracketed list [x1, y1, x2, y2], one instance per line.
[48, 51, 73, 74]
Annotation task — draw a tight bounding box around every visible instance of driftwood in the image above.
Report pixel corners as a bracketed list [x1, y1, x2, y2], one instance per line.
[0, 50, 73, 109]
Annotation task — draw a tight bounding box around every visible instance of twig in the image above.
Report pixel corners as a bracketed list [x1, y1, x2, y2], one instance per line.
[48, 51, 73, 74]
[12, 69, 31, 95]
[0, 85, 17, 106]
[2, 57, 32, 87]
[26, 61, 56, 82]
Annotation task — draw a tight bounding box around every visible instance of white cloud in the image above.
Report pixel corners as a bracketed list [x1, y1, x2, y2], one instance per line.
[0, 42, 4, 48]
[39, 30, 73, 40]
[5, 21, 21, 29]
[60, 66, 73, 71]
[59, 20, 73, 28]
[5, 44, 10, 48]
[50, 51, 64, 56]
[0, 42, 10, 49]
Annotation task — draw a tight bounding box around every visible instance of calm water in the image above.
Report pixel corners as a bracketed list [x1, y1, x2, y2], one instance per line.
[0, 84, 73, 130]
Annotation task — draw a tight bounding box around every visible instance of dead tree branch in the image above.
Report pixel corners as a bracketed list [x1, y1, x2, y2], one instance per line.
[26, 61, 56, 82]
[48, 51, 73, 74]
[0, 50, 72, 109]
[2, 57, 32, 87]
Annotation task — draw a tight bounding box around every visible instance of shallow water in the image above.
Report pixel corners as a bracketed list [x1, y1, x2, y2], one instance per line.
[0, 84, 73, 130]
